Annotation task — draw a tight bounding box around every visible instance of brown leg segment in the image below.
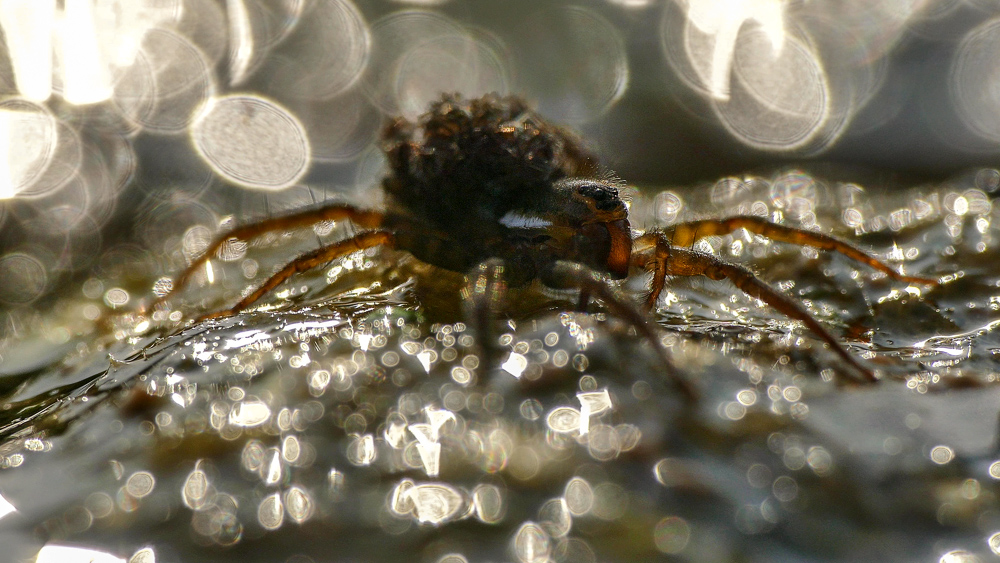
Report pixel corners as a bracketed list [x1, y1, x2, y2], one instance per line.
[542, 260, 698, 401]
[635, 232, 875, 382]
[197, 230, 394, 322]
[667, 216, 937, 285]
[461, 259, 509, 369]
[154, 205, 384, 308]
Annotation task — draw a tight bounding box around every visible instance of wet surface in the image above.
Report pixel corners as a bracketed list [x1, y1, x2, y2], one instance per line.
[1, 171, 1000, 563]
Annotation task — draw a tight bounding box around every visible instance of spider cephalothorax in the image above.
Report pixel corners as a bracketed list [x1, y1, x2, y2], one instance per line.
[150, 93, 939, 399]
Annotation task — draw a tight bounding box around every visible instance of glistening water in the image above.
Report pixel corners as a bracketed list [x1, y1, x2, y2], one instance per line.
[1, 170, 999, 563]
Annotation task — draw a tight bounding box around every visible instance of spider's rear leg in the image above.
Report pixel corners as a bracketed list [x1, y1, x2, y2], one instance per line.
[634, 232, 876, 383]
[153, 204, 384, 310]
[541, 261, 697, 401]
[668, 216, 937, 285]
[197, 230, 395, 322]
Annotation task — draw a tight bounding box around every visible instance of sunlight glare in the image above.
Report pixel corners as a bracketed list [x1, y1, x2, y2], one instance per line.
[226, 0, 255, 86]
[60, 0, 113, 104]
[0, 0, 55, 101]
[0, 112, 13, 199]
[685, 0, 786, 100]
[36, 545, 125, 563]
[0, 493, 15, 519]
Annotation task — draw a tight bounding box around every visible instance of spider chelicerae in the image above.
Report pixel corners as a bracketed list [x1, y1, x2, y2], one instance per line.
[150, 93, 937, 399]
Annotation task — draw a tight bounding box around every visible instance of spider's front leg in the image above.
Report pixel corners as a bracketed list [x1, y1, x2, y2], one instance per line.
[461, 259, 509, 370]
[152, 204, 385, 312]
[540, 261, 697, 401]
[634, 232, 876, 383]
[667, 216, 937, 285]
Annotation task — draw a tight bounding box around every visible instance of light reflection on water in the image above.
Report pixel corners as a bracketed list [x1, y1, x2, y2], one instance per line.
[0, 172, 998, 562]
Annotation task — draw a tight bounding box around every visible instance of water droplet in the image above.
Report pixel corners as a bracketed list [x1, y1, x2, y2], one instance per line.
[347, 434, 377, 466]
[229, 400, 271, 427]
[472, 484, 504, 523]
[282, 435, 301, 464]
[129, 547, 156, 563]
[746, 464, 771, 488]
[989, 461, 1000, 479]
[989, 531, 1000, 555]
[407, 482, 466, 524]
[930, 445, 955, 465]
[257, 492, 284, 530]
[513, 521, 551, 563]
[501, 352, 528, 378]
[191, 95, 310, 190]
[182, 463, 210, 510]
[772, 475, 798, 502]
[35, 545, 125, 563]
[576, 389, 612, 416]
[263, 448, 283, 486]
[546, 407, 581, 434]
[539, 498, 572, 538]
[519, 399, 543, 421]
[591, 482, 628, 521]
[653, 516, 691, 554]
[564, 477, 594, 516]
[736, 388, 757, 406]
[284, 486, 314, 524]
[0, 252, 48, 304]
[125, 471, 155, 499]
[587, 424, 621, 461]
[939, 550, 982, 563]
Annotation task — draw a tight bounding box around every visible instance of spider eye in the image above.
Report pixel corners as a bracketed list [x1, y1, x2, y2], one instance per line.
[575, 182, 620, 211]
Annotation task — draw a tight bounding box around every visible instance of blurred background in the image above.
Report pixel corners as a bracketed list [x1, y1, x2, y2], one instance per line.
[1, 0, 1000, 324]
[4, 4, 1000, 563]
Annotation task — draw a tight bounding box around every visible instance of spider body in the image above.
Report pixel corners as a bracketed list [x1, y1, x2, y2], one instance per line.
[154, 94, 938, 398]
[378, 95, 630, 285]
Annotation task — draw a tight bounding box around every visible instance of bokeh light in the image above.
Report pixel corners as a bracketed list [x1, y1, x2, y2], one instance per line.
[1, 2, 1000, 563]
[191, 95, 310, 190]
[951, 17, 1000, 143]
[515, 6, 628, 123]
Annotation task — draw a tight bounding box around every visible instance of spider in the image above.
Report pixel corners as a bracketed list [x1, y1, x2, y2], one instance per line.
[150, 93, 936, 399]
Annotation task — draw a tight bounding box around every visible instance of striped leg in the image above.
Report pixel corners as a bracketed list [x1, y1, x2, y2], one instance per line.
[197, 230, 394, 321]
[541, 260, 698, 401]
[461, 259, 509, 371]
[154, 204, 384, 309]
[667, 216, 936, 285]
[634, 232, 875, 383]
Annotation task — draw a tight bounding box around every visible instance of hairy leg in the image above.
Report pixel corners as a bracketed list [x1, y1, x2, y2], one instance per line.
[461, 259, 509, 370]
[154, 204, 384, 308]
[634, 232, 875, 382]
[196, 230, 394, 321]
[666, 216, 936, 285]
[541, 260, 698, 401]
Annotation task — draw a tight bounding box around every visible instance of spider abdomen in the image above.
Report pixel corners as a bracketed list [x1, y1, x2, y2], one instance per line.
[380, 93, 597, 232]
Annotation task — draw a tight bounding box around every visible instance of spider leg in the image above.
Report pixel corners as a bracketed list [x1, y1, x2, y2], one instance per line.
[461, 259, 509, 370]
[667, 216, 936, 285]
[541, 260, 697, 401]
[197, 230, 394, 322]
[153, 204, 384, 309]
[634, 232, 876, 382]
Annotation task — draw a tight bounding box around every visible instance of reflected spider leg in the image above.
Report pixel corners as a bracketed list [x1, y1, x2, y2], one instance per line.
[152, 204, 384, 311]
[196, 230, 395, 322]
[461, 259, 509, 369]
[634, 232, 876, 383]
[667, 216, 937, 285]
[541, 260, 697, 400]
